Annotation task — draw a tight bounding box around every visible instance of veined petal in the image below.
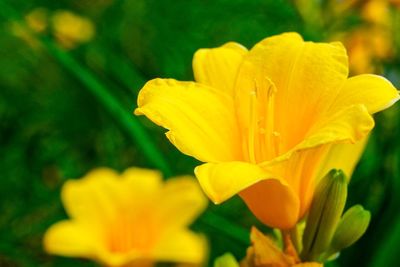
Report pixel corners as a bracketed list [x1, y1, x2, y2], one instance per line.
[135, 78, 241, 162]
[240, 179, 300, 229]
[193, 42, 247, 96]
[194, 161, 280, 204]
[296, 104, 374, 151]
[331, 74, 399, 114]
[235, 32, 349, 154]
[43, 221, 103, 258]
[155, 176, 208, 231]
[260, 104, 373, 169]
[195, 161, 298, 229]
[152, 230, 207, 264]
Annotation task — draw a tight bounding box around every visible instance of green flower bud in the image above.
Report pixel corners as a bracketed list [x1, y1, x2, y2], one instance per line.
[301, 169, 348, 262]
[214, 253, 240, 267]
[329, 205, 371, 253]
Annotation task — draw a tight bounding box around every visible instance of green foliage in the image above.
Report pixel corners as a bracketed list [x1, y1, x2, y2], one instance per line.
[0, 0, 399, 267]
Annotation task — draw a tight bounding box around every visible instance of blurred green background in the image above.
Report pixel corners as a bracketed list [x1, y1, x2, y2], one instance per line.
[1, 0, 400, 266]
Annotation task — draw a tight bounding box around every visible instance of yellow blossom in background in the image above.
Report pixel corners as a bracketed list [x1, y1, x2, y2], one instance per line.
[43, 168, 208, 267]
[25, 8, 48, 33]
[295, 0, 397, 74]
[135, 32, 399, 229]
[337, 0, 396, 74]
[339, 26, 393, 74]
[8, 7, 48, 49]
[52, 10, 95, 49]
[9, 8, 95, 50]
[361, 0, 391, 25]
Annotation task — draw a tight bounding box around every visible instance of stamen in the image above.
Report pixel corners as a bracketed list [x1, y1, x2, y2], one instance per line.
[248, 89, 257, 163]
[265, 78, 277, 159]
[255, 78, 268, 162]
[245, 78, 280, 163]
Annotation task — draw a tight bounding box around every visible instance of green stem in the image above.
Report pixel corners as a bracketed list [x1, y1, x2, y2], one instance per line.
[41, 39, 172, 177]
[0, 1, 172, 176]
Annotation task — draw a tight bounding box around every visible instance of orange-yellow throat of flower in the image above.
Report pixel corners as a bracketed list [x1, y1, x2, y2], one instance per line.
[107, 212, 157, 254]
[242, 78, 280, 163]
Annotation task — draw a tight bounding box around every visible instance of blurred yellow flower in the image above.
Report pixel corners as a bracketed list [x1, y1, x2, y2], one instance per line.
[9, 7, 48, 49]
[25, 8, 48, 33]
[43, 168, 208, 267]
[362, 0, 391, 26]
[340, 26, 393, 74]
[135, 32, 399, 229]
[51, 10, 95, 49]
[336, 0, 396, 74]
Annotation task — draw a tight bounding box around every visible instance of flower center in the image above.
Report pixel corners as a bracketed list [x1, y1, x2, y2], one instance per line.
[245, 78, 281, 163]
[107, 212, 157, 254]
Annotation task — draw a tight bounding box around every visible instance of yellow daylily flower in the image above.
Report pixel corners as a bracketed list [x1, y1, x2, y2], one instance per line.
[135, 33, 399, 229]
[43, 168, 208, 267]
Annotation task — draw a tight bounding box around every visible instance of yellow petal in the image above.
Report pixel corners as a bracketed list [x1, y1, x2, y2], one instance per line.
[193, 42, 247, 95]
[318, 137, 369, 180]
[295, 104, 374, 151]
[332, 74, 399, 114]
[155, 176, 208, 231]
[195, 161, 300, 228]
[61, 168, 122, 222]
[62, 168, 163, 224]
[43, 220, 103, 258]
[135, 78, 241, 162]
[121, 167, 163, 200]
[152, 230, 207, 264]
[194, 161, 279, 204]
[240, 179, 300, 229]
[235, 32, 349, 154]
